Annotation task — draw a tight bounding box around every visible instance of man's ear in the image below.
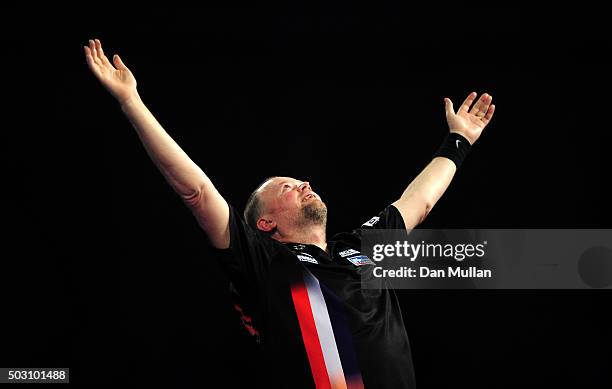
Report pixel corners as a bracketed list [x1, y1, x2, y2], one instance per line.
[256, 217, 277, 233]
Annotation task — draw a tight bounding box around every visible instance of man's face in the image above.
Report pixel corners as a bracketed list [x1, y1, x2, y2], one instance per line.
[258, 177, 327, 232]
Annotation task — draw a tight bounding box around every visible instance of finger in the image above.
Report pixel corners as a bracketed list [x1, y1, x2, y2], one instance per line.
[444, 97, 455, 116]
[459, 92, 477, 113]
[84, 46, 103, 77]
[469, 93, 489, 115]
[83, 45, 93, 62]
[84, 46, 98, 70]
[88, 39, 102, 67]
[93, 38, 107, 66]
[478, 93, 492, 117]
[482, 104, 495, 126]
[95, 39, 113, 68]
[113, 54, 128, 71]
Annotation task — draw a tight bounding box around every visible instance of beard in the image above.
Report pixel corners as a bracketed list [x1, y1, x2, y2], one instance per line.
[300, 200, 328, 226]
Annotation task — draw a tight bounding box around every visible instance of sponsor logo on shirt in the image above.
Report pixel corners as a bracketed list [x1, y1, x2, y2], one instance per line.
[347, 255, 374, 266]
[339, 248, 360, 258]
[297, 254, 319, 265]
[291, 244, 306, 251]
[362, 216, 380, 227]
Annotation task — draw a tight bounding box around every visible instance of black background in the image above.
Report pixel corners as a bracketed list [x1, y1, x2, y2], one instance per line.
[2, 4, 611, 387]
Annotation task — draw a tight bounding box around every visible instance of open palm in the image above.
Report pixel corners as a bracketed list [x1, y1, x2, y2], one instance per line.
[84, 39, 137, 104]
[444, 92, 495, 145]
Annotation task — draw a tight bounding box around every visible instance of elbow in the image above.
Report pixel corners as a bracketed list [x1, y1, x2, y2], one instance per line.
[396, 192, 433, 228]
[181, 183, 207, 208]
[418, 200, 433, 225]
[412, 192, 434, 226]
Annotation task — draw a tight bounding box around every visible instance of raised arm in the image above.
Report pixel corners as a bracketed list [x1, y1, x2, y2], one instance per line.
[392, 92, 495, 229]
[84, 39, 230, 249]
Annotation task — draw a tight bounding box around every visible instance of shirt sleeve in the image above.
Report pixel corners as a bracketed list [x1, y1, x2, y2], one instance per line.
[211, 204, 280, 298]
[331, 204, 407, 245]
[357, 204, 407, 231]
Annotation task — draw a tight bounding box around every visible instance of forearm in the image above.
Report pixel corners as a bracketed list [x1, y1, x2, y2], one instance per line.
[401, 156, 456, 209]
[393, 156, 456, 227]
[120, 92, 211, 201]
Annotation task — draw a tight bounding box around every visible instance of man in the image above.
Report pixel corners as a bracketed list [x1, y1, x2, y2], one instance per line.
[84, 38, 495, 388]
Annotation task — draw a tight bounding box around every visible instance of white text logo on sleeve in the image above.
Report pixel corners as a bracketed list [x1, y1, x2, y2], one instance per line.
[362, 216, 380, 227]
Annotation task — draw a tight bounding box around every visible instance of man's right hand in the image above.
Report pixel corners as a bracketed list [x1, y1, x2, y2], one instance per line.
[84, 39, 137, 105]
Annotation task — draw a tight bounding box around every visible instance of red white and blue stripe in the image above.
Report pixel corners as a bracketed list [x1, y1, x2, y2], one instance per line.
[291, 269, 364, 389]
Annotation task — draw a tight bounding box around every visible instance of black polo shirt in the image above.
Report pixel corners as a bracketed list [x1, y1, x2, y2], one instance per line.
[214, 204, 416, 389]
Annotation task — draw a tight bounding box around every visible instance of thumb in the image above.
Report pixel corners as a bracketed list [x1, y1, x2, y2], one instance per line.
[444, 98, 455, 116]
[113, 54, 128, 70]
